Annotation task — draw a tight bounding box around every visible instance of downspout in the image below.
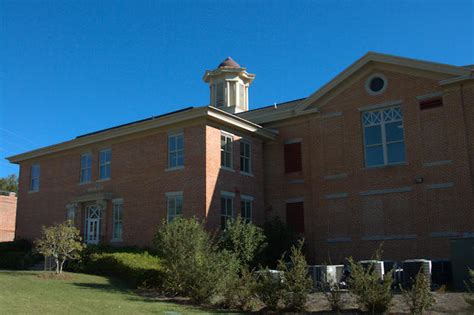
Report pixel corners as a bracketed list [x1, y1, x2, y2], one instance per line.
[459, 81, 474, 192]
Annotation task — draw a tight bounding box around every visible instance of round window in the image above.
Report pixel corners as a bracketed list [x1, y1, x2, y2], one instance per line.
[365, 74, 387, 95]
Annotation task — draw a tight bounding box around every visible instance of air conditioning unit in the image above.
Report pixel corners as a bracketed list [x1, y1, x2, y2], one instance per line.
[359, 260, 385, 279]
[308, 265, 338, 289]
[255, 269, 284, 283]
[402, 259, 432, 288]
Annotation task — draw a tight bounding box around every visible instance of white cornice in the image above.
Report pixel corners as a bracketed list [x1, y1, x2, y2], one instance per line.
[6, 106, 276, 163]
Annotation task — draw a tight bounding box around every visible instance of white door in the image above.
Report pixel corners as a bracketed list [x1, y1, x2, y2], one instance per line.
[85, 205, 101, 244]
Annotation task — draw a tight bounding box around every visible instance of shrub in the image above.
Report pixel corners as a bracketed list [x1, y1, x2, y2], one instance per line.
[83, 251, 164, 288]
[258, 216, 299, 268]
[219, 216, 266, 266]
[220, 266, 260, 311]
[256, 268, 284, 310]
[465, 269, 474, 307]
[321, 282, 344, 312]
[278, 240, 312, 311]
[35, 221, 85, 274]
[401, 269, 435, 315]
[0, 239, 38, 270]
[347, 256, 393, 314]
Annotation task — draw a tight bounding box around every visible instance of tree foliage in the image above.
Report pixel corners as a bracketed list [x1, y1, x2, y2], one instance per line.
[219, 216, 266, 266]
[401, 269, 435, 315]
[35, 221, 85, 274]
[0, 174, 18, 193]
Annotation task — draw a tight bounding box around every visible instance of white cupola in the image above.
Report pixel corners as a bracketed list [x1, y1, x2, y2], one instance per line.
[203, 57, 255, 114]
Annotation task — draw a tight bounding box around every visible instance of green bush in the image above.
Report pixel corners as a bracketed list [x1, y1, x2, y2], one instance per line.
[465, 269, 474, 307]
[256, 268, 284, 310]
[258, 216, 300, 268]
[321, 282, 344, 312]
[0, 239, 39, 269]
[219, 216, 266, 266]
[81, 251, 164, 288]
[401, 269, 435, 315]
[347, 256, 393, 314]
[278, 240, 312, 311]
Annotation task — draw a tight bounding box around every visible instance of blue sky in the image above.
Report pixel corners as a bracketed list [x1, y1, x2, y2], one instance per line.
[0, 0, 473, 177]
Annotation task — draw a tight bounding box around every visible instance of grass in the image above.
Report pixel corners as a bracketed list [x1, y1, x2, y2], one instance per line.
[0, 270, 213, 314]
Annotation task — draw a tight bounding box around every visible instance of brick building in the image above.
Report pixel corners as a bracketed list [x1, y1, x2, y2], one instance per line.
[0, 192, 17, 242]
[7, 52, 474, 263]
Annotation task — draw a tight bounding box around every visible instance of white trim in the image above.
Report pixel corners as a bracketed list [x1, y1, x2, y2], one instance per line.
[320, 111, 342, 119]
[165, 165, 185, 172]
[284, 138, 303, 144]
[323, 173, 348, 180]
[423, 160, 452, 167]
[220, 166, 235, 172]
[220, 130, 235, 138]
[416, 91, 443, 101]
[359, 186, 412, 196]
[112, 198, 124, 204]
[327, 237, 352, 243]
[426, 182, 454, 190]
[358, 99, 402, 112]
[323, 193, 348, 200]
[240, 194, 254, 201]
[285, 197, 304, 203]
[240, 171, 254, 177]
[361, 234, 417, 241]
[365, 73, 388, 96]
[220, 190, 236, 198]
[165, 191, 183, 197]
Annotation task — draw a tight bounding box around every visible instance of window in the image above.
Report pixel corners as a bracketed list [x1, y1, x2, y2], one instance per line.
[220, 195, 234, 229]
[112, 200, 123, 241]
[365, 74, 387, 95]
[168, 133, 184, 168]
[286, 202, 305, 234]
[30, 164, 40, 191]
[240, 141, 251, 174]
[99, 149, 111, 180]
[216, 82, 224, 107]
[284, 142, 302, 173]
[80, 153, 92, 183]
[67, 207, 75, 222]
[166, 192, 183, 223]
[221, 133, 233, 169]
[420, 98, 443, 110]
[240, 197, 252, 223]
[362, 106, 406, 167]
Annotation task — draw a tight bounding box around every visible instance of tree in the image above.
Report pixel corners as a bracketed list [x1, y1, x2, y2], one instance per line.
[35, 221, 85, 275]
[401, 269, 435, 315]
[0, 174, 18, 193]
[219, 216, 266, 266]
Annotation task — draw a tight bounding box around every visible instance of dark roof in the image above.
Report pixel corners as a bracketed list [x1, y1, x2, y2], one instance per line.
[75, 107, 194, 139]
[240, 97, 306, 114]
[218, 57, 240, 68]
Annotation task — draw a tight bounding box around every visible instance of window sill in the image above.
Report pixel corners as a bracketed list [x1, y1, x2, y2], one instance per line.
[165, 165, 184, 172]
[221, 166, 235, 172]
[240, 171, 254, 177]
[96, 178, 110, 182]
[78, 181, 92, 186]
[110, 238, 123, 243]
[28, 190, 39, 194]
[363, 162, 408, 170]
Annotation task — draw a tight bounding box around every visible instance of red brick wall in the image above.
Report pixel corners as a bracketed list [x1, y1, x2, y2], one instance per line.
[262, 67, 474, 263]
[0, 193, 17, 242]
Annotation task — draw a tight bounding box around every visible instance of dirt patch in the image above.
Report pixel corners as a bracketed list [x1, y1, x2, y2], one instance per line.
[36, 272, 75, 281]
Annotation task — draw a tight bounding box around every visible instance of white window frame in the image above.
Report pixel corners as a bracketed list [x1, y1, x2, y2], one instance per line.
[29, 164, 40, 192]
[239, 140, 252, 174]
[99, 149, 111, 180]
[112, 199, 123, 241]
[221, 132, 233, 169]
[80, 153, 92, 183]
[168, 132, 184, 169]
[362, 106, 405, 168]
[166, 192, 183, 223]
[240, 195, 253, 223]
[220, 192, 234, 229]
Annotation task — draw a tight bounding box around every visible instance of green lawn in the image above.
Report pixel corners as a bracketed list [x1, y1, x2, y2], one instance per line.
[0, 271, 213, 314]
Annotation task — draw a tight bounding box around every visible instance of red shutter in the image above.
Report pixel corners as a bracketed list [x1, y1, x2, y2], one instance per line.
[284, 143, 302, 173]
[420, 98, 443, 110]
[286, 202, 305, 234]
